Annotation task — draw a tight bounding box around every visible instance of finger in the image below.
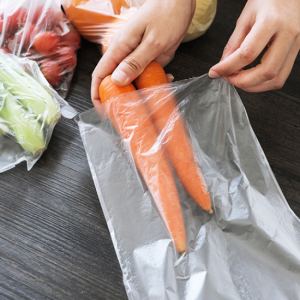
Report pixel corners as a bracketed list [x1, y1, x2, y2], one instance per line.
[222, 32, 295, 89]
[220, 15, 251, 61]
[91, 69, 103, 105]
[232, 40, 300, 92]
[166, 74, 174, 83]
[209, 19, 277, 78]
[91, 21, 145, 103]
[111, 37, 166, 86]
[154, 42, 179, 67]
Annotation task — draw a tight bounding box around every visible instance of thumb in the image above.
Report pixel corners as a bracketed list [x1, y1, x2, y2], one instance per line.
[111, 56, 143, 86]
[111, 39, 161, 86]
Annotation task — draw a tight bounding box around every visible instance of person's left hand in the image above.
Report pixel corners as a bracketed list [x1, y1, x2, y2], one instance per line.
[209, 0, 300, 92]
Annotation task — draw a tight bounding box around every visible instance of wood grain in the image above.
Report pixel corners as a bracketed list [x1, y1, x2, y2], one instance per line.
[0, 0, 299, 299]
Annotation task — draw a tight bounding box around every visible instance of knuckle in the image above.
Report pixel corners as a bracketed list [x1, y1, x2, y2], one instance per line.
[123, 57, 142, 72]
[145, 38, 163, 51]
[239, 46, 256, 63]
[272, 79, 285, 90]
[236, 17, 242, 26]
[260, 11, 282, 28]
[235, 80, 247, 90]
[289, 24, 300, 37]
[219, 63, 232, 75]
[262, 66, 278, 81]
[224, 42, 232, 52]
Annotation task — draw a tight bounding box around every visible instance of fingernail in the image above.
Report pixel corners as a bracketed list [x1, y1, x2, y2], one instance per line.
[112, 70, 128, 84]
[209, 70, 220, 78]
[166, 74, 174, 83]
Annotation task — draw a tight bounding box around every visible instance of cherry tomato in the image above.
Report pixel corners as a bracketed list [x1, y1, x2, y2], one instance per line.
[41, 60, 62, 87]
[0, 47, 11, 54]
[56, 47, 77, 72]
[7, 7, 28, 34]
[17, 23, 37, 50]
[33, 31, 60, 55]
[60, 28, 81, 49]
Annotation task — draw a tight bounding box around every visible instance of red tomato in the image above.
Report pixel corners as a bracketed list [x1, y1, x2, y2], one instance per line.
[33, 31, 60, 55]
[32, 5, 44, 24]
[7, 7, 28, 34]
[60, 28, 81, 49]
[33, 5, 60, 31]
[41, 60, 62, 87]
[0, 47, 11, 54]
[0, 19, 3, 33]
[17, 23, 37, 50]
[56, 47, 77, 72]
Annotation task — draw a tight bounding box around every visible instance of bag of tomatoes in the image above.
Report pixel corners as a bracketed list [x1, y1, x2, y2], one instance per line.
[0, 0, 81, 98]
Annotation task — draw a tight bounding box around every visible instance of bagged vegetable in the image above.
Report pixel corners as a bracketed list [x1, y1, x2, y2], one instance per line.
[62, 0, 217, 51]
[0, 51, 77, 173]
[77, 75, 300, 299]
[0, 0, 81, 98]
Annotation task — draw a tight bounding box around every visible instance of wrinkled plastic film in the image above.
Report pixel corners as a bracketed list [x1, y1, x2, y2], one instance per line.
[62, 0, 217, 52]
[0, 52, 77, 173]
[0, 0, 81, 98]
[77, 76, 300, 299]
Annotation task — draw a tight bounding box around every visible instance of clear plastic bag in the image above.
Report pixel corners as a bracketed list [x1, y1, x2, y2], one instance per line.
[0, 0, 81, 98]
[77, 75, 300, 299]
[0, 51, 77, 173]
[62, 0, 217, 52]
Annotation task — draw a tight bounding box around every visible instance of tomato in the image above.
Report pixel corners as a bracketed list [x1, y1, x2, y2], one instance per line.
[41, 60, 62, 87]
[60, 28, 81, 49]
[0, 47, 11, 54]
[17, 23, 37, 50]
[33, 31, 60, 55]
[56, 47, 77, 72]
[33, 5, 60, 31]
[0, 19, 3, 33]
[7, 7, 28, 34]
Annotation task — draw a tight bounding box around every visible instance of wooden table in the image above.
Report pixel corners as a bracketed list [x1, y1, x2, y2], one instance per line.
[0, 0, 299, 299]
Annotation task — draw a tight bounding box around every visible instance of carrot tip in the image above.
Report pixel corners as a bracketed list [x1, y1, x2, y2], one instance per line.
[208, 209, 213, 214]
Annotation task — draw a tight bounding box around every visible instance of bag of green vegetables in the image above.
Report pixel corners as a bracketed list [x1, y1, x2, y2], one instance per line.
[0, 50, 77, 172]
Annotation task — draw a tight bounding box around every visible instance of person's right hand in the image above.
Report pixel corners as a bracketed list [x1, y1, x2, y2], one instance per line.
[91, 0, 196, 106]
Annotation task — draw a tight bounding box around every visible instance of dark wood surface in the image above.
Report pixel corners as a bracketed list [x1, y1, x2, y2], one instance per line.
[1, 0, 299, 299]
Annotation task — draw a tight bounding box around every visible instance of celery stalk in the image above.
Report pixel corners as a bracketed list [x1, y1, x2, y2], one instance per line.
[0, 88, 45, 154]
[0, 51, 60, 125]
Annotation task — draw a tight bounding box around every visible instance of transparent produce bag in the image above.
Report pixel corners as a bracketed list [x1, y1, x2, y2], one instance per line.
[76, 75, 300, 300]
[0, 0, 81, 98]
[62, 0, 217, 53]
[0, 51, 77, 173]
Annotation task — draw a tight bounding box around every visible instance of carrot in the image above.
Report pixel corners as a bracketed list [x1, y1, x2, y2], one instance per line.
[135, 61, 212, 213]
[99, 75, 186, 253]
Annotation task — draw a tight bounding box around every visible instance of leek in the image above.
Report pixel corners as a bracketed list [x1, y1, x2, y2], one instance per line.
[0, 51, 60, 125]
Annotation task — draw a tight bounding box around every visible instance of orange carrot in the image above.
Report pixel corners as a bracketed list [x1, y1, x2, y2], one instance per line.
[135, 61, 212, 213]
[99, 75, 186, 252]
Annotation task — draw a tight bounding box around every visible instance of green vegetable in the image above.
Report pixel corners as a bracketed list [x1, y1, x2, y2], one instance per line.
[0, 117, 10, 137]
[0, 51, 60, 125]
[0, 88, 45, 154]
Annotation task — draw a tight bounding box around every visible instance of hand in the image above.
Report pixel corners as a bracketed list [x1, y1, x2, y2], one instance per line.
[209, 0, 300, 92]
[91, 0, 196, 105]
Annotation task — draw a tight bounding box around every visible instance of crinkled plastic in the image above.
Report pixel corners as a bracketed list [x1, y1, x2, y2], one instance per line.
[0, 51, 77, 173]
[62, 0, 217, 52]
[76, 76, 300, 299]
[0, 0, 81, 98]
